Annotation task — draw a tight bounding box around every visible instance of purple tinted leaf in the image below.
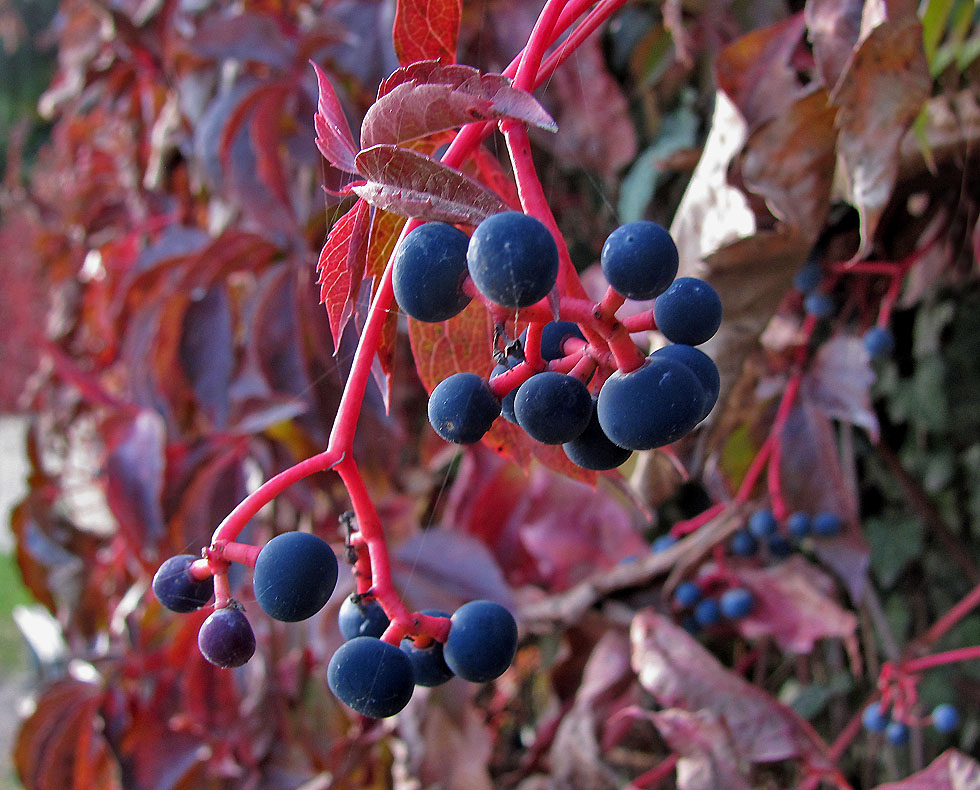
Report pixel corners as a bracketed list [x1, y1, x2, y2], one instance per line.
[180, 284, 233, 429]
[187, 13, 292, 68]
[361, 75, 555, 149]
[803, 335, 879, 440]
[631, 611, 834, 770]
[378, 60, 477, 97]
[392, 528, 514, 614]
[316, 200, 371, 348]
[353, 145, 505, 223]
[311, 61, 359, 173]
[872, 750, 980, 790]
[103, 410, 168, 548]
[732, 556, 859, 654]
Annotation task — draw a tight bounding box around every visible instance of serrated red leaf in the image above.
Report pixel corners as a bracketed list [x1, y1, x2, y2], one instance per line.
[872, 750, 980, 790]
[317, 200, 370, 348]
[353, 145, 506, 223]
[311, 61, 359, 173]
[361, 69, 556, 149]
[631, 611, 834, 771]
[392, 0, 462, 67]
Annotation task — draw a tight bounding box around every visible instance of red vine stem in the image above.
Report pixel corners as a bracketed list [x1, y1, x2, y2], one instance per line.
[917, 578, 980, 647]
[902, 644, 980, 673]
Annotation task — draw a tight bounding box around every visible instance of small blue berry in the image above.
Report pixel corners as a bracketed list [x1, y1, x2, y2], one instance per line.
[767, 534, 794, 558]
[932, 703, 959, 733]
[863, 327, 895, 359]
[793, 261, 822, 294]
[804, 292, 835, 319]
[812, 511, 843, 537]
[693, 598, 721, 627]
[719, 587, 755, 619]
[862, 703, 891, 733]
[786, 512, 811, 539]
[730, 530, 758, 557]
[885, 720, 909, 746]
[673, 581, 702, 608]
[747, 509, 778, 539]
[680, 615, 701, 635]
[651, 534, 678, 553]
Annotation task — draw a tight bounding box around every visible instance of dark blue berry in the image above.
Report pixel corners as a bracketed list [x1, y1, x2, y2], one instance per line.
[747, 509, 778, 539]
[400, 610, 454, 687]
[651, 534, 678, 553]
[198, 603, 256, 668]
[719, 587, 754, 619]
[885, 721, 909, 746]
[693, 598, 721, 627]
[812, 511, 843, 537]
[932, 703, 959, 733]
[253, 532, 339, 622]
[730, 530, 758, 557]
[539, 321, 586, 361]
[514, 372, 593, 445]
[563, 399, 632, 470]
[490, 363, 521, 424]
[327, 636, 415, 718]
[338, 595, 390, 640]
[427, 372, 501, 444]
[793, 261, 822, 294]
[597, 357, 705, 450]
[466, 212, 559, 308]
[862, 703, 891, 733]
[600, 221, 678, 300]
[650, 344, 720, 420]
[863, 327, 895, 359]
[653, 277, 722, 345]
[153, 554, 214, 613]
[673, 581, 702, 608]
[444, 601, 518, 683]
[804, 292, 835, 319]
[767, 534, 794, 558]
[786, 512, 811, 539]
[392, 222, 471, 322]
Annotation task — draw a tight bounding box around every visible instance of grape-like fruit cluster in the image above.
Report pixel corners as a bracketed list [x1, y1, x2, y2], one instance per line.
[395, 215, 721, 467]
[729, 507, 844, 559]
[672, 581, 755, 631]
[327, 599, 518, 718]
[861, 701, 961, 743]
[153, 530, 340, 669]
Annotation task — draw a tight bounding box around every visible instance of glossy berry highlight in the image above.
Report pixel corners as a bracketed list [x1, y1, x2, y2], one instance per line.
[327, 636, 415, 718]
[198, 603, 256, 668]
[152, 554, 214, 613]
[252, 531, 339, 622]
[466, 211, 559, 308]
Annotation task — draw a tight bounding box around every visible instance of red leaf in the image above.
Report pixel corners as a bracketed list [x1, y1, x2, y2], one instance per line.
[392, 0, 462, 67]
[316, 200, 370, 349]
[872, 750, 980, 790]
[630, 611, 834, 771]
[311, 61, 358, 173]
[361, 66, 555, 148]
[731, 555, 859, 655]
[250, 86, 293, 211]
[648, 709, 754, 790]
[353, 145, 506, 223]
[803, 335, 879, 440]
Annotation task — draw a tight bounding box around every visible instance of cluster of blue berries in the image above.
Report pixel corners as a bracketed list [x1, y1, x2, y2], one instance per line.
[729, 508, 843, 559]
[329, 597, 517, 718]
[394, 213, 723, 468]
[862, 702, 960, 745]
[673, 580, 755, 631]
[152, 532, 518, 718]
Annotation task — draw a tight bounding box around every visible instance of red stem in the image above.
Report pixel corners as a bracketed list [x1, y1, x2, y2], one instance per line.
[918, 578, 980, 647]
[627, 754, 678, 789]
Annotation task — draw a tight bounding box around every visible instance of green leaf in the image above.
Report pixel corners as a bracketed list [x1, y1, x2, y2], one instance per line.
[866, 514, 923, 587]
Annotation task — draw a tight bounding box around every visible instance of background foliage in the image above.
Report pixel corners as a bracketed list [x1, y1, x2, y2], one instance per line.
[1, 0, 979, 788]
